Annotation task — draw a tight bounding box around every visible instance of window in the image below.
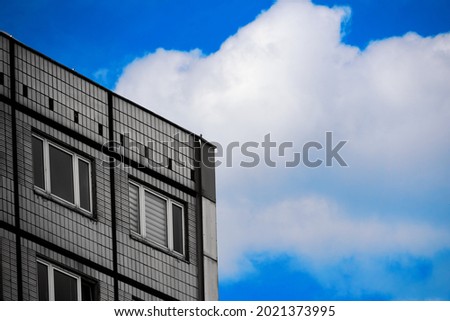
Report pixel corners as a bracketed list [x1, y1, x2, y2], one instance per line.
[32, 135, 92, 213]
[129, 182, 185, 256]
[37, 260, 96, 301]
[48, 97, 54, 111]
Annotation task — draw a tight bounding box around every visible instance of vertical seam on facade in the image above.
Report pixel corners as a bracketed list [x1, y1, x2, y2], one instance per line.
[9, 36, 23, 301]
[107, 91, 119, 300]
[194, 137, 205, 300]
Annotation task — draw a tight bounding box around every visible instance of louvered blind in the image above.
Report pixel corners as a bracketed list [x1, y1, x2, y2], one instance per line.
[129, 183, 140, 233]
[145, 191, 167, 246]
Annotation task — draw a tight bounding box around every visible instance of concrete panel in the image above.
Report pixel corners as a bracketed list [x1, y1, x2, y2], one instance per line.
[202, 197, 217, 260]
[203, 256, 218, 301]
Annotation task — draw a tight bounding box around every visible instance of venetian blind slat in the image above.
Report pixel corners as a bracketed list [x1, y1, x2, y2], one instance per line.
[145, 191, 167, 246]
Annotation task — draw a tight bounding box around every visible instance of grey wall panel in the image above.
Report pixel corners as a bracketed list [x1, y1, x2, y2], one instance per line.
[202, 198, 217, 260]
[16, 113, 114, 270]
[201, 141, 216, 202]
[20, 239, 115, 300]
[0, 34, 11, 98]
[118, 281, 163, 301]
[201, 197, 218, 300]
[0, 102, 15, 226]
[13, 44, 109, 146]
[203, 256, 218, 301]
[112, 96, 195, 190]
[0, 229, 18, 300]
[115, 166, 199, 300]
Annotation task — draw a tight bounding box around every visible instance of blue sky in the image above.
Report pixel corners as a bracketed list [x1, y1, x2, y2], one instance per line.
[1, 0, 449, 300]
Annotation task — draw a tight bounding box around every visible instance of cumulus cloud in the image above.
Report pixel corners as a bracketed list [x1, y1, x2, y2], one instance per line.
[116, 0, 450, 177]
[218, 196, 450, 279]
[115, 0, 450, 295]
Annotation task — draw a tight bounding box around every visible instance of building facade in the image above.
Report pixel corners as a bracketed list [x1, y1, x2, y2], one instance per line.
[0, 32, 218, 301]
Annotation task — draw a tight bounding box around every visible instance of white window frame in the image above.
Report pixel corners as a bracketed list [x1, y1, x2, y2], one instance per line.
[37, 259, 82, 301]
[130, 182, 185, 256]
[32, 134, 93, 214]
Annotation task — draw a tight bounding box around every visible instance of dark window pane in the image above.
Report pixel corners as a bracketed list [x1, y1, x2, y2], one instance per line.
[129, 184, 140, 233]
[81, 280, 95, 301]
[54, 269, 78, 301]
[78, 159, 91, 211]
[172, 204, 184, 254]
[49, 145, 74, 203]
[32, 137, 45, 189]
[37, 262, 49, 301]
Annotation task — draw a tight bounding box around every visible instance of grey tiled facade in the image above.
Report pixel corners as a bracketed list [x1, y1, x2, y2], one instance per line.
[0, 32, 218, 301]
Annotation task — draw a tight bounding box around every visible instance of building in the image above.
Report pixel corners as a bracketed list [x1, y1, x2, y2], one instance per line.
[0, 31, 218, 301]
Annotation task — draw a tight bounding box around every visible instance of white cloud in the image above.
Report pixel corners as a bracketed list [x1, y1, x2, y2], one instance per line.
[115, 0, 450, 285]
[116, 0, 450, 176]
[218, 196, 450, 279]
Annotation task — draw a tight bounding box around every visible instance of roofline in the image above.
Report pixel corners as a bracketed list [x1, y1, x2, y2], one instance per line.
[0, 31, 216, 148]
